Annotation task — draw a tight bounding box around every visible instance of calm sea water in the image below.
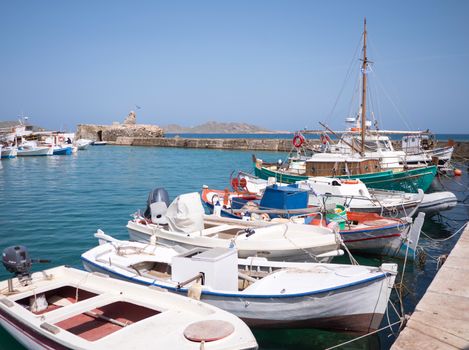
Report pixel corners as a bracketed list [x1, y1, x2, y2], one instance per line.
[165, 133, 469, 141]
[0, 146, 467, 349]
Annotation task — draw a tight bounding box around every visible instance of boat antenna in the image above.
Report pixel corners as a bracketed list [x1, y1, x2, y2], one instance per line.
[360, 17, 368, 156]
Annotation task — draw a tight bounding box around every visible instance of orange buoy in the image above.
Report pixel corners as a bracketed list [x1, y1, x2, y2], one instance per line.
[454, 168, 462, 176]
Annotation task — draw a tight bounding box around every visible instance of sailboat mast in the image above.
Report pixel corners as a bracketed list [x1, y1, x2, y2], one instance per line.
[360, 18, 368, 156]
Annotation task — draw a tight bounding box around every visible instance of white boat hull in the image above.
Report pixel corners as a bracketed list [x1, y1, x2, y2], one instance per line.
[419, 191, 458, 216]
[127, 218, 341, 263]
[83, 258, 394, 332]
[81, 237, 397, 333]
[17, 147, 52, 157]
[1, 147, 17, 159]
[0, 266, 258, 350]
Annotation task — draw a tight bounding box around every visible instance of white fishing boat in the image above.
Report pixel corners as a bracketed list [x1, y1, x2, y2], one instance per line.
[1, 145, 18, 159]
[92, 141, 107, 146]
[401, 133, 454, 167]
[17, 141, 53, 157]
[0, 248, 257, 350]
[82, 231, 398, 333]
[202, 183, 425, 260]
[76, 139, 92, 150]
[127, 191, 343, 262]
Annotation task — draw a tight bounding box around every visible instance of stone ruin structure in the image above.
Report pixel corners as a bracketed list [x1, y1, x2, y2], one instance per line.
[123, 111, 136, 125]
[75, 111, 164, 143]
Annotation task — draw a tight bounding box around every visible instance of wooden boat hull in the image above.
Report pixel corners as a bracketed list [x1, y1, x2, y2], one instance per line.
[82, 252, 397, 334]
[338, 221, 412, 258]
[254, 161, 437, 193]
[0, 266, 258, 350]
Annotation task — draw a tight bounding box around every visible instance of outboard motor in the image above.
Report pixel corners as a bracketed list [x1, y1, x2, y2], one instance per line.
[2, 246, 51, 290]
[2, 246, 31, 277]
[144, 187, 170, 223]
[2, 246, 51, 311]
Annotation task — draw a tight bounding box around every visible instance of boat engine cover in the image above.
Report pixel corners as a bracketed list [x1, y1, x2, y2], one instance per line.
[2, 246, 31, 275]
[144, 187, 170, 219]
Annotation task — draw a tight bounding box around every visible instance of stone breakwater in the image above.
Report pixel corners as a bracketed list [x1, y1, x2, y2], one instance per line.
[111, 136, 469, 158]
[76, 123, 164, 142]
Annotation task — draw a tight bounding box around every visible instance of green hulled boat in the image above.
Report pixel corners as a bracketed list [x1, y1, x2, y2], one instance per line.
[253, 158, 437, 193]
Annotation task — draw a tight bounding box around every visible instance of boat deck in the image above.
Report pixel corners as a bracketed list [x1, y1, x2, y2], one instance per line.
[391, 221, 469, 349]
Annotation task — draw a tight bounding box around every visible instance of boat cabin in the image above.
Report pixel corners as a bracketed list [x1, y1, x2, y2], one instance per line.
[304, 158, 381, 177]
[402, 134, 435, 153]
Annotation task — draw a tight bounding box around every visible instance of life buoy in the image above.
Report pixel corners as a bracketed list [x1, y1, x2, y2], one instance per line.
[351, 127, 360, 132]
[342, 179, 359, 184]
[231, 178, 239, 191]
[58, 136, 65, 143]
[239, 178, 247, 189]
[292, 134, 305, 148]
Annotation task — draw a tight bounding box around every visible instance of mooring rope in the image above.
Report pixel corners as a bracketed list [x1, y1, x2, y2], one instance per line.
[420, 222, 467, 242]
[324, 319, 404, 350]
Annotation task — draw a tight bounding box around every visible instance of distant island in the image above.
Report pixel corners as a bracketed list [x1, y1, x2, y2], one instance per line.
[162, 121, 284, 134]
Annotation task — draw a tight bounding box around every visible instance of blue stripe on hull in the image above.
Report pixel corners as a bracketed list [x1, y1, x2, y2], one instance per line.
[81, 256, 389, 299]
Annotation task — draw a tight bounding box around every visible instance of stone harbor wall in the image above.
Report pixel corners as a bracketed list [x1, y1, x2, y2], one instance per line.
[111, 137, 469, 158]
[75, 111, 164, 141]
[76, 124, 164, 141]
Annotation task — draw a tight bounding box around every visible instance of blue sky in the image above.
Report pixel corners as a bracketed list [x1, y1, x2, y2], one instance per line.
[0, 0, 468, 132]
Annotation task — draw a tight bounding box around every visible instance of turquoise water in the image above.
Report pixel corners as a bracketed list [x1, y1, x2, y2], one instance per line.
[0, 146, 467, 349]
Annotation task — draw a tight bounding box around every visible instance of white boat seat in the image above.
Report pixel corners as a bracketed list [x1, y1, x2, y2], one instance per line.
[199, 224, 235, 237]
[150, 202, 168, 225]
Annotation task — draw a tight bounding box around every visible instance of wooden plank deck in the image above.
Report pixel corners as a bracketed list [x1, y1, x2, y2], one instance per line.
[391, 222, 469, 349]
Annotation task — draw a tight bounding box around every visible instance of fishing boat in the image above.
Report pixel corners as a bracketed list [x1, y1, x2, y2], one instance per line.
[234, 172, 424, 218]
[76, 139, 92, 150]
[37, 134, 74, 155]
[400, 133, 454, 167]
[1, 145, 17, 159]
[201, 184, 425, 259]
[127, 190, 343, 262]
[52, 145, 73, 155]
[0, 247, 258, 350]
[239, 171, 457, 217]
[17, 141, 53, 157]
[252, 19, 438, 193]
[82, 231, 398, 333]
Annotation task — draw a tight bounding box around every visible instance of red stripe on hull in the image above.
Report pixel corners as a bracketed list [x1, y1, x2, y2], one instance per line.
[0, 308, 68, 350]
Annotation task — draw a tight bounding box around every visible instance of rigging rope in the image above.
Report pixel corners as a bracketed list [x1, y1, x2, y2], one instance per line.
[325, 35, 363, 125]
